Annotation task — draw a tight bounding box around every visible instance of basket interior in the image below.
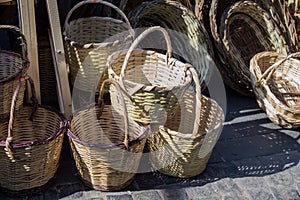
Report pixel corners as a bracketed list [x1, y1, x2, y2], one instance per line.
[226, 13, 274, 73]
[70, 105, 146, 146]
[110, 50, 189, 88]
[0, 51, 23, 82]
[66, 17, 130, 45]
[0, 107, 63, 145]
[257, 55, 300, 108]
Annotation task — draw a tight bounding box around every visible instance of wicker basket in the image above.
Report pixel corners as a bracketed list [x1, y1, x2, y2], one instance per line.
[0, 77, 66, 194]
[250, 51, 300, 129]
[147, 67, 224, 178]
[209, 1, 293, 96]
[107, 26, 193, 125]
[128, 0, 215, 88]
[67, 79, 149, 191]
[63, 0, 134, 92]
[0, 25, 28, 119]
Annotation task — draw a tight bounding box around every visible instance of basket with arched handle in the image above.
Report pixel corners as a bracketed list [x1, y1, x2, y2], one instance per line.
[63, 0, 134, 94]
[250, 51, 300, 129]
[107, 26, 193, 125]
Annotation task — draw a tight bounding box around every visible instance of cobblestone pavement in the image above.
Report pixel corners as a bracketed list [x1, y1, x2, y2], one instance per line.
[0, 87, 299, 200]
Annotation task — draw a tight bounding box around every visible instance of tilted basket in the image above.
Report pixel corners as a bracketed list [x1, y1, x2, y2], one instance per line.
[67, 79, 149, 191]
[250, 51, 300, 129]
[210, 0, 293, 96]
[0, 25, 29, 119]
[147, 68, 224, 178]
[128, 0, 215, 88]
[0, 77, 66, 194]
[107, 26, 193, 125]
[63, 0, 134, 93]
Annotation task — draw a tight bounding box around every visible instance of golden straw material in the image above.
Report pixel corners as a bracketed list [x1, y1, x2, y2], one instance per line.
[63, 0, 134, 93]
[250, 51, 300, 129]
[0, 25, 29, 119]
[68, 79, 149, 191]
[147, 68, 224, 178]
[128, 0, 215, 87]
[209, 0, 293, 97]
[107, 26, 193, 125]
[0, 77, 66, 193]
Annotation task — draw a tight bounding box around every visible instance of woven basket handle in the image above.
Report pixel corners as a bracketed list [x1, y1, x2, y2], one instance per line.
[119, 26, 173, 89]
[6, 76, 38, 159]
[189, 66, 202, 137]
[98, 79, 130, 149]
[63, 0, 134, 37]
[258, 52, 300, 84]
[0, 25, 28, 65]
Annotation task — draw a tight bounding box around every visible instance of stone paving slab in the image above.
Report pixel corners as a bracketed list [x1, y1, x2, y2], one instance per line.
[0, 87, 299, 200]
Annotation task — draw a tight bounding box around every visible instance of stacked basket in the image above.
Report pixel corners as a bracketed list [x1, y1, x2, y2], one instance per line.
[0, 26, 66, 195]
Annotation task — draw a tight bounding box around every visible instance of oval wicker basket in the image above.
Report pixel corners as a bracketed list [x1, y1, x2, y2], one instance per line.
[0, 25, 28, 120]
[128, 0, 215, 88]
[250, 51, 300, 129]
[209, 0, 293, 97]
[107, 26, 193, 125]
[63, 0, 134, 93]
[147, 68, 224, 178]
[67, 79, 149, 191]
[0, 77, 66, 194]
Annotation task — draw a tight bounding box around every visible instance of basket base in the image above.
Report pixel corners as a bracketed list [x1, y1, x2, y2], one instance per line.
[0, 176, 56, 197]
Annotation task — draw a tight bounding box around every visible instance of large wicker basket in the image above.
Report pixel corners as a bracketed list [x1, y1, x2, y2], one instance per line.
[128, 0, 215, 88]
[67, 79, 149, 191]
[107, 26, 193, 125]
[250, 51, 300, 129]
[63, 0, 134, 93]
[0, 25, 28, 119]
[0, 77, 66, 194]
[210, 0, 293, 97]
[147, 68, 224, 178]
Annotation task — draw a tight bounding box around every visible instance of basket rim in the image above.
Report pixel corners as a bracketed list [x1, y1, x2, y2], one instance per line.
[0, 105, 66, 149]
[64, 17, 134, 48]
[0, 50, 27, 83]
[67, 117, 150, 149]
[107, 49, 193, 92]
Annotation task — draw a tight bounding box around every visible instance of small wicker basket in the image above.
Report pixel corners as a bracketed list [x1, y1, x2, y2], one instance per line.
[67, 79, 149, 191]
[63, 0, 134, 93]
[107, 26, 193, 125]
[250, 51, 300, 129]
[0, 25, 28, 119]
[0, 77, 66, 194]
[147, 68, 224, 178]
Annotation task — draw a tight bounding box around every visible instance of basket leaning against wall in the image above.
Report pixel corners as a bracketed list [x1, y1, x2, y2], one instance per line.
[0, 77, 66, 194]
[250, 51, 300, 129]
[63, 0, 134, 96]
[0, 25, 29, 120]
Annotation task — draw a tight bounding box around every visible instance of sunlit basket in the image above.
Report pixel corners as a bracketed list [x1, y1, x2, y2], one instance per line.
[0, 77, 66, 194]
[147, 67, 224, 178]
[0, 25, 28, 119]
[107, 26, 193, 125]
[250, 51, 300, 129]
[210, 0, 293, 96]
[128, 0, 215, 88]
[63, 0, 134, 93]
[67, 79, 149, 191]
